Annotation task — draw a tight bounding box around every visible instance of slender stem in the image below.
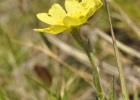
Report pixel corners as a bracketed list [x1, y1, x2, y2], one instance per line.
[70, 27, 104, 100]
[104, 0, 129, 100]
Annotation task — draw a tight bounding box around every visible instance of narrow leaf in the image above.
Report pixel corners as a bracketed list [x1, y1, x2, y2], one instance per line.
[104, 0, 129, 100]
[108, 76, 115, 100]
[63, 89, 68, 100]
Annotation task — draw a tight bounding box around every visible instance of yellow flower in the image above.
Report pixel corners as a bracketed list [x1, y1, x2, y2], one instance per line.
[34, 0, 103, 34]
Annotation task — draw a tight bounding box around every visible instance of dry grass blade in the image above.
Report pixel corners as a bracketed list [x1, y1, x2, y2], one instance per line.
[109, 1, 140, 40]
[41, 35, 140, 87]
[11, 40, 94, 87]
[93, 28, 140, 59]
[12, 39, 140, 99]
[46, 34, 90, 66]
[12, 39, 113, 98]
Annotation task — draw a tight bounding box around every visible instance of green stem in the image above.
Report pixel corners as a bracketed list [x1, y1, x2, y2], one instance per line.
[70, 27, 104, 100]
[104, 0, 129, 100]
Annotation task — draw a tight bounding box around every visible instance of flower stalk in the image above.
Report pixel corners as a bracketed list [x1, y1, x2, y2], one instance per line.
[34, 0, 104, 99]
[70, 27, 104, 100]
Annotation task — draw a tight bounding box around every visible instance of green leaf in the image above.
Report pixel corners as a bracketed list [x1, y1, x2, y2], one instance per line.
[56, 85, 62, 100]
[24, 74, 57, 98]
[104, 0, 129, 100]
[63, 89, 68, 100]
[108, 76, 115, 100]
[0, 88, 7, 100]
[39, 32, 52, 48]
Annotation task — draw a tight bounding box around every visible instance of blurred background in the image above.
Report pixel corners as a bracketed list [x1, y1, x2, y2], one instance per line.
[0, 0, 140, 100]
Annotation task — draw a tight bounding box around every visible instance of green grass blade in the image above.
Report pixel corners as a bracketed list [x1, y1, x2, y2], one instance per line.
[39, 32, 52, 48]
[0, 88, 7, 100]
[108, 76, 115, 100]
[24, 74, 57, 98]
[63, 89, 68, 100]
[133, 89, 138, 100]
[104, 0, 129, 100]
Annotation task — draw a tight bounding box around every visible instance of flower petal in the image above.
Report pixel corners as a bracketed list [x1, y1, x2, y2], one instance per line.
[87, 0, 103, 19]
[64, 0, 102, 27]
[65, 0, 83, 15]
[63, 15, 87, 27]
[65, 0, 102, 18]
[34, 25, 67, 34]
[37, 4, 66, 25]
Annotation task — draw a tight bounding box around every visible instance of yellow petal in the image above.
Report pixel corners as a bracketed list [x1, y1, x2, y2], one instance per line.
[87, 0, 103, 18]
[34, 25, 67, 34]
[65, 0, 102, 19]
[37, 4, 66, 25]
[63, 15, 87, 27]
[65, 0, 93, 15]
[65, 0, 83, 15]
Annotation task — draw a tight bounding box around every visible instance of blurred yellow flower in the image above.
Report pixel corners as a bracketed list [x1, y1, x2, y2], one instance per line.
[34, 0, 103, 34]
